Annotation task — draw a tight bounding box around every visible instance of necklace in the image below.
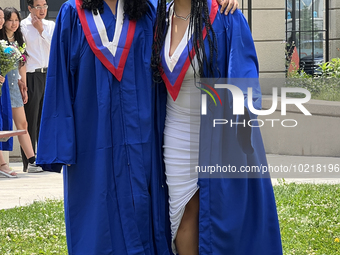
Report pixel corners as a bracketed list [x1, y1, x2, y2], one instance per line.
[173, 7, 191, 21]
[7, 35, 14, 40]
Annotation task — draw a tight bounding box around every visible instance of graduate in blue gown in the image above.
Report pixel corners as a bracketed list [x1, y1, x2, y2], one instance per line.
[36, 0, 171, 254]
[151, 0, 283, 254]
[0, 77, 13, 151]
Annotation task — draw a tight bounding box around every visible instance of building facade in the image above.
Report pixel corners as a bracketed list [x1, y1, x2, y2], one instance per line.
[1, 0, 339, 159]
[2, 0, 338, 79]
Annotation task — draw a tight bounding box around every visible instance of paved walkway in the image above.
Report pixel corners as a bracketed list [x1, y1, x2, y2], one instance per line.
[268, 154, 340, 184]
[0, 155, 339, 210]
[0, 163, 63, 210]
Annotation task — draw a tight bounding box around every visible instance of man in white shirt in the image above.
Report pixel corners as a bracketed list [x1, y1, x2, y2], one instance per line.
[21, 0, 55, 172]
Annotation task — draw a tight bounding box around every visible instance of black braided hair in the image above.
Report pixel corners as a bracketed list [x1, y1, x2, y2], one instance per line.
[151, 0, 168, 83]
[82, 0, 148, 20]
[152, 0, 217, 83]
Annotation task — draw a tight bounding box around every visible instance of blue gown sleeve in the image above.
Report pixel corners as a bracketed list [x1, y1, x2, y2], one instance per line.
[146, 0, 157, 31]
[224, 10, 262, 154]
[36, 3, 81, 172]
[224, 10, 259, 79]
[198, 10, 282, 255]
[148, 0, 158, 11]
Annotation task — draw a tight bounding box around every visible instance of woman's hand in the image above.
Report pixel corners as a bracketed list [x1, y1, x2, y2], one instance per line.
[18, 78, 28, 104]
[18, 64, 27, 103]
[0, 75, 5, 85]
[217, 0, 239, 15]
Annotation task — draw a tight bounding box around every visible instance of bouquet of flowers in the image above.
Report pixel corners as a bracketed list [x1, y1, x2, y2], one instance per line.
[0, 40, 27, 96]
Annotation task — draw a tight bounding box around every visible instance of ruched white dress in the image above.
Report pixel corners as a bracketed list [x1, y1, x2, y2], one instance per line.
[163, 5, 201, 253]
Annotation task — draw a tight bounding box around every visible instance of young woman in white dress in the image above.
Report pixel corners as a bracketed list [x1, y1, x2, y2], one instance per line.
[151, 0, 283, 254]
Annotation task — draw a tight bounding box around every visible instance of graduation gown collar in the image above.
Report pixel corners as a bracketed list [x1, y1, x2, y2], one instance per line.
[161, 0, 218, 101]
[76, 0, 136, 81]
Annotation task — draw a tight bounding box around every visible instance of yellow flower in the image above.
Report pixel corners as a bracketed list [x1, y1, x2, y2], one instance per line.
[335, 238, 340, 243]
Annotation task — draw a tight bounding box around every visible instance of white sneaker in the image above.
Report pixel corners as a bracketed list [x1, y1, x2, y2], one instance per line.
[27, 162, 43, 173]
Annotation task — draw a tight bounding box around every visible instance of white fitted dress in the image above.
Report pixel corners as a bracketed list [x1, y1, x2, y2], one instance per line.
[163, 5, 201, 253]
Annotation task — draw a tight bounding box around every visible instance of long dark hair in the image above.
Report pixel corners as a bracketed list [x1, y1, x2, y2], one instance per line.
[0, 7, 3, 29]
[0, 7, 27, 65]
[0, 7, 25, 47]
[81, 0, 149, 21]
[151, 0, 217, 83]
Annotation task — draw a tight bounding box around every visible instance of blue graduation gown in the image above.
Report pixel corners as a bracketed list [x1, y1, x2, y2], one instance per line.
[0, 78, 13, 150]
[157, 2, 282, 254]
[36, 1, 170, 254]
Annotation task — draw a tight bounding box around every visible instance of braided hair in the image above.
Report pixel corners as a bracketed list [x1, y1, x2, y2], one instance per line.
[82, 0, 148, 20]
[152, 0, 217, 83]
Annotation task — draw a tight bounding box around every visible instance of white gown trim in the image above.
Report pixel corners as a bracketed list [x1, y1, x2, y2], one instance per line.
[92, 0, 124, 56]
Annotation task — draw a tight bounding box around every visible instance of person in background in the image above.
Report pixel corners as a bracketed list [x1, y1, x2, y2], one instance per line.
[20, 0, 55, 172]
[0, 6, 16, 178]
[0, 7, 42, 173]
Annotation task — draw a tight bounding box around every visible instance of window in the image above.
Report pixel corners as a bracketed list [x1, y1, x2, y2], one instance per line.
[240, 0, 252, 31]
[286, 0, 329, 75]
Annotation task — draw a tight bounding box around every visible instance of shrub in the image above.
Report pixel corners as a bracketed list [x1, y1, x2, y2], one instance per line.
[286, 58, 340, 101]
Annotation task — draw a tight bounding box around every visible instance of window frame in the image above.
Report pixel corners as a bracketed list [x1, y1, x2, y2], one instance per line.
[285, 0, 330, 75]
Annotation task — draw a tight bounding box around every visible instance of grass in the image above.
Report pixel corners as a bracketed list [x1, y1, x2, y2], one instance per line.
[275, 182, 340, 255]
[0, 199, 67, 255]
[0, 184, 339, 254]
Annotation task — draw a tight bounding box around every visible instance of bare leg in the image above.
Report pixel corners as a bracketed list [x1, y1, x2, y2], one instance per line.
[12, 107, 35, 159]
[175, 191, 199, 255]
[0, 151, 7, 166]
[0, 151, 16, 176]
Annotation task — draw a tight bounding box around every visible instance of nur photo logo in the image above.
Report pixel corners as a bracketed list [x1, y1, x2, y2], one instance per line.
[197, 81, 312, 128]
[196, 82, 223, 115]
